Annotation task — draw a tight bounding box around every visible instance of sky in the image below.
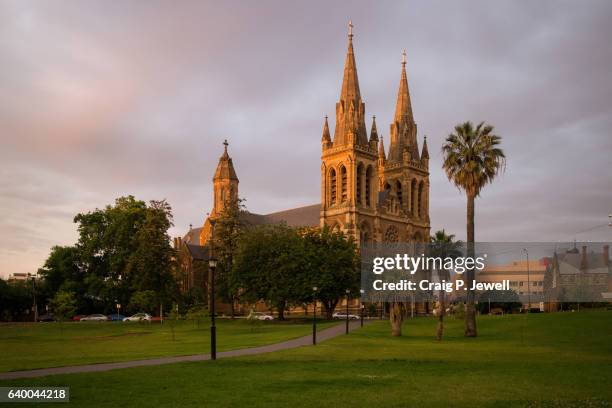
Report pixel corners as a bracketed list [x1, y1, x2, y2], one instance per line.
[1, 0, 611, 278]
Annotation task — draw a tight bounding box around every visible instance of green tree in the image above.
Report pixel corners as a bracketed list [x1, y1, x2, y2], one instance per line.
[301, 227, 359, 319]
[430, 230, 462, 341]
[441, 121, 505, 337]
[212, 198, 248, 318]
[232, 225, 310, 320]
[128, 290, 157, 314]
[49, 290, 77, 334]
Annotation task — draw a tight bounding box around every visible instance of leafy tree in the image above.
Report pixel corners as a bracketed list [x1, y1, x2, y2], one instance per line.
[49, 290, 77, 334]
[429, 230, 462, 340]
[128, 290, 157, 314]
[232, 225, 310, 320]
[441, 121, 505, 337]
[301, 227, 359, 319]
[212, 198, 248, 318]
[0, 279, 33, 321]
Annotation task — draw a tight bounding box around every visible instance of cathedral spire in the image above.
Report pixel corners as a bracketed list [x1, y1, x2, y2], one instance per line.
[370, 115, 378, 142]
[322, 115, 331, 143]
[378, 135, 386, 160]
[333, 20, 368, 147]
[421, 135, 429, 160]
[214, 139, 238, 181]
[394, 49, 414, 123]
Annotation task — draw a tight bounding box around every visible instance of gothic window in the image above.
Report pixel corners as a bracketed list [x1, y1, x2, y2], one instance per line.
[340, 165, 348, 203]
[329, 168, 337, 205]
[418, 181, 424, 218]
[384, 226, 399, 243]
[411, 179, 417, 215]
[356, 163, 364, 205]
[396, 180, 403, 207]
[365, 166, 373, 207]
[360, 222, 371, 245]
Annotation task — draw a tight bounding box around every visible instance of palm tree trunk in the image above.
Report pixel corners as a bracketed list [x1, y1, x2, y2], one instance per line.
[390, 302, 403, 336]
[436, 291, 445, 341]
[465, 192, 478, 337]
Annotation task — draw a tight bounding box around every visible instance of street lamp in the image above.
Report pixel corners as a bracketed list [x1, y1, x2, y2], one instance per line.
[209, 257, 218, 360]
[359, 289, 365, 327]
[312, 286, 318, 345]
[523, 248, 531, 313]
[345, 289, 350, 334]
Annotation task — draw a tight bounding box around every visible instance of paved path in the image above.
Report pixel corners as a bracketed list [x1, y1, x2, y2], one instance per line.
[0, 320, 366, 380]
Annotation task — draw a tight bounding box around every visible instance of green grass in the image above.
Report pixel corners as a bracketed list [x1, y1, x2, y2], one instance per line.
[0, 318, 334, 372]
[1, 311, 611, 407]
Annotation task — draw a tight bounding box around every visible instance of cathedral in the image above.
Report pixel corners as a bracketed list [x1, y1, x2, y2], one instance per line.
[175, 23, 430, 298]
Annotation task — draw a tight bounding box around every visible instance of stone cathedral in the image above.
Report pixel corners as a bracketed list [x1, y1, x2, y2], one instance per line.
[176, 24, 430, 296]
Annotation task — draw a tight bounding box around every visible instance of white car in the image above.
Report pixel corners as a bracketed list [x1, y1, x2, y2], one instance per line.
[253, 312, 274, 321]
[80, 314, 109, 322]
[333, 312, 360, 320]
[123, 313, 152, 322]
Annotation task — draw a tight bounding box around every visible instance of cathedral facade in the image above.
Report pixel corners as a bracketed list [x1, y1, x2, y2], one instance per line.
[319, 24, 430, 245]
[177, 24, 430, 296]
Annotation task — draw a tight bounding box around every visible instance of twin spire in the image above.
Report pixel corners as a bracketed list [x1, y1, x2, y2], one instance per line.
[324, 21, 420, 163]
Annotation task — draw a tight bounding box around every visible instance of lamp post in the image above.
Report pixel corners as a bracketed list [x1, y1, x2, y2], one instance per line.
[359, 289, 365, 327]
[209, 257, 218, 360]
[345, 289, 350, 334]
[312, 286, 318, 345]
[523, 248, 531, 313]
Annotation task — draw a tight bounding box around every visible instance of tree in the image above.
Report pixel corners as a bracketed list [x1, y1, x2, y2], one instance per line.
[430, 230, 462, 341]
[301, 227, 359, 319]
[128, 290, 157, 314]
[232, 225, 310, 320]
[441, 121, 505, 337]
[212, 198, 248, 318]
[49, 290, 77, 334]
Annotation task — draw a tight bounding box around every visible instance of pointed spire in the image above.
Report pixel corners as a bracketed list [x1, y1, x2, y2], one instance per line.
[339, 20, 361, 109]
[369, 115, 378, 142]
[378, 135, 386, 160]
[421, 136, 429, 159]
[322, 115, 331, 143]
[214, 139, 238, 181]
[394, 49, 414, 123]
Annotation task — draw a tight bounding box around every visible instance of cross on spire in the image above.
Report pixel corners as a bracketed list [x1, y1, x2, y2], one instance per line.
[402, 49, 406, 67]
[348, 20, 353, 39]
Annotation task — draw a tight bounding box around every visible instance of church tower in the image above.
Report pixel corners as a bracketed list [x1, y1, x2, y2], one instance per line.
[200, 140, 238, 245]
[321, 25, 430, 244]
[320, 21, 379, 244]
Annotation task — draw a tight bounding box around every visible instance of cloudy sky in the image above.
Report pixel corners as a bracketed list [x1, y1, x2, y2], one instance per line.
[1, 0, 611, 278]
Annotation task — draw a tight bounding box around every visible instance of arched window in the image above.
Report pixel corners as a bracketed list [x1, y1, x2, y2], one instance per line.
[418, 181, 424, 218]
[411, 179, 417, 215]
[329, 168, 337, 205]
[340, 165, 348, 203]
[396, 180, 403, 207]
[365, 166, 373, 207]
[360, 222, 371, 246]
[356, 163, 364, 205]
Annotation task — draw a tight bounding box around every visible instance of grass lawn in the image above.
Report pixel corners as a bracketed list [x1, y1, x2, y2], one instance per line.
[1, 311, 610, 407]
[0, 318, 335, 372]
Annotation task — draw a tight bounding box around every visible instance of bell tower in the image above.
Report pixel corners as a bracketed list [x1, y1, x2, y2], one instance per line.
[320, 21, 379, 244]
[200, 140, 239, 245]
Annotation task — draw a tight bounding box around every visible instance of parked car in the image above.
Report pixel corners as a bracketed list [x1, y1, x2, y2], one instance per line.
[252, 312, 274, 321]
[38, 313, 55, 322]
[332, 312, 360, 320]
[80, 314, 109, 322]
[123, 313, 152, 322]
[72, 315, 85, 321]
[107, 314, 126, 321]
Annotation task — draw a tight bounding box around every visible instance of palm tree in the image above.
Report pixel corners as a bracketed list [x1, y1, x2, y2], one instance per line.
[441, 121, 505, 337]
[429, 230, 462, 341]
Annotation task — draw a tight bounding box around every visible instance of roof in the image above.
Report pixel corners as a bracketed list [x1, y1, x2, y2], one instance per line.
[556, 251, 610, 275]
[186, 244, 209, 261]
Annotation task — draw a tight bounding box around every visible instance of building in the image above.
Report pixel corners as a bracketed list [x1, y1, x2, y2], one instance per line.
[176, 23, 431, 313]
[544, 245, 611, 310]
[476, 259, 548, 311]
